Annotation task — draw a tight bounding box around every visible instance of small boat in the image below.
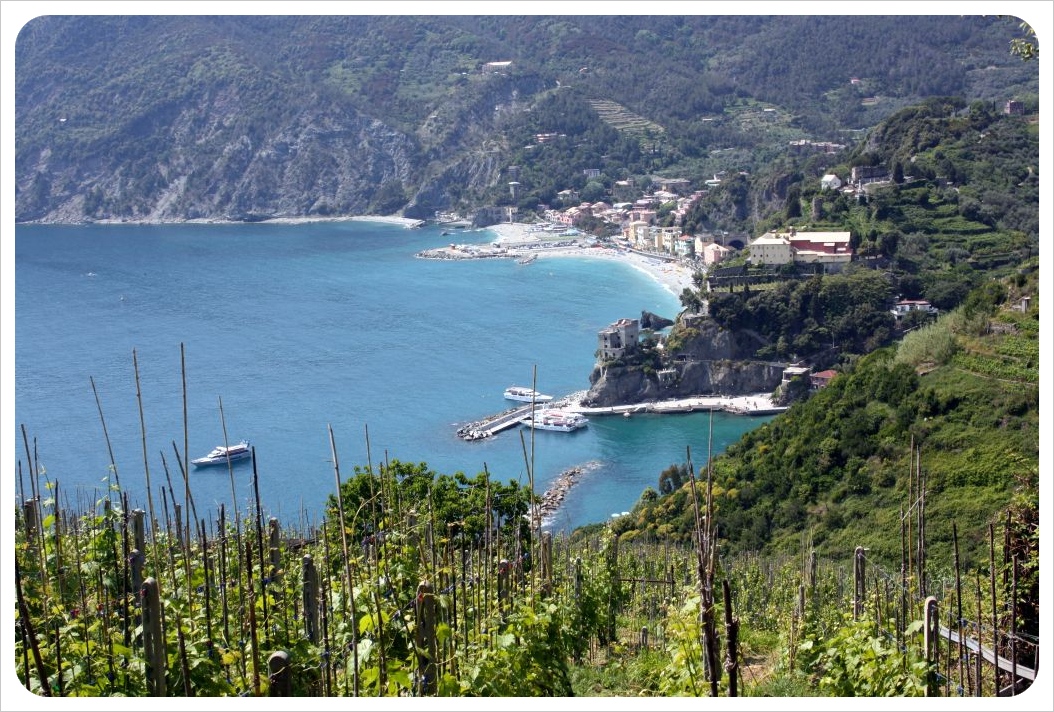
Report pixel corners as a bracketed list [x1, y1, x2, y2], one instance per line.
[517, 254, 538, 265]
[504, 386, 553, 403]
[520, 410, 588, 433]
[191, 440, 251, 468]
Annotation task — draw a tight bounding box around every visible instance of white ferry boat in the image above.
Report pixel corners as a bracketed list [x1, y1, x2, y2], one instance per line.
[504, 386, 554, 403]
[519, 410, 588, 433]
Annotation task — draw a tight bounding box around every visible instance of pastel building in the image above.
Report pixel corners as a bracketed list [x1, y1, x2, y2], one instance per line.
[696, 241, 732, 265]
[891, 299, 937, 317]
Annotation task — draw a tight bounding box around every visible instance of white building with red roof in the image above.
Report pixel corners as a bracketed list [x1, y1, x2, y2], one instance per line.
[748, 227, 853, 270]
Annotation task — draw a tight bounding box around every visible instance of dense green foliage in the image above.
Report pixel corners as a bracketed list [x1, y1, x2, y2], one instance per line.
[687, 99, 1038, 315]
[19, 480, 1030, 698]
[327, 459, 533, 544]
[616, 273, 1039, 569]
[707, 268, 897, 363]
[797, 617, 929, 696]
[11, 466, 635, 698]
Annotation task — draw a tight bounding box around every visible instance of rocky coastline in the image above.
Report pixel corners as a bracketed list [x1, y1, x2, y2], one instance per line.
[531, 462, 598, 528]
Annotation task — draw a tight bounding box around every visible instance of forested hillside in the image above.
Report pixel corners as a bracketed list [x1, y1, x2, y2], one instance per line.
[604, 267, 1039, 571]
[14, 15, 1037, 223]
[604, 91, 1041, 569]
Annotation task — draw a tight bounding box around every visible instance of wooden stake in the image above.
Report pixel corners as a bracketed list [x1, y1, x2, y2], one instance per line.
[246, 540, 261, 696]
[414, 581, 437, 695]
[953, 523, 964, 695]
[923, 595, 938, 696]
[141, 577, 166, 696]
[90, 375, 121, 490]
[723, 578, 739, 697]
[327, 425, 359, 696]
[268, 651, 292, 696]
[989, 522, 999, 694]
[14, 559, 51, 696]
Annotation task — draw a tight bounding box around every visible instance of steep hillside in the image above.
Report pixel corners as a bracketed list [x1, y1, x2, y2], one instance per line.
[606, 271, 1039, 569]
[14, 15, 1037, 223]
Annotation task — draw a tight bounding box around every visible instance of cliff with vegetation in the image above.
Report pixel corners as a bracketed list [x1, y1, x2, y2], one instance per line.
[583, 316, 786, 406]
[600, 269, 1039, 572]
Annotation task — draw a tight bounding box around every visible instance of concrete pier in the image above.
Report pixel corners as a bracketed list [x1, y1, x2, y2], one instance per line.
[456, 391, 787, 441]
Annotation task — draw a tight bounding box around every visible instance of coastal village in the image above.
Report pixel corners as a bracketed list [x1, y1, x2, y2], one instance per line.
[421, 158, 938, 443]
[424, 153, 939, 316]
[420, 154, 949, 523]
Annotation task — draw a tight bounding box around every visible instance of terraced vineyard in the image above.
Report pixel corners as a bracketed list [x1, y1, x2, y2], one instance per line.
[12, 433, 1038, 697]
[588, 99, 666, 136]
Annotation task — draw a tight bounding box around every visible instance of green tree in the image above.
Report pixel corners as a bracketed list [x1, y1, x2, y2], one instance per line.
[327, 459, 533, 543]
[785, 184, 802, 219]
[1005, 18, 1038, 60]
[679, 286, 704, 313]
[658, 463, 687, 495]
[581, 179, 607, 203]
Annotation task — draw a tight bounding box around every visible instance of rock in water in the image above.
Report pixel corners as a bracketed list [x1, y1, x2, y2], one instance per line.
[640, 310, 674, 331]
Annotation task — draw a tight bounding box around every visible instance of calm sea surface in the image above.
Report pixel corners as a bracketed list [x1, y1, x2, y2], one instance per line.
[12, 221, 771, 531]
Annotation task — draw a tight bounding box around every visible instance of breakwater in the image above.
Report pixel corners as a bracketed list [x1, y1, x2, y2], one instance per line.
[531, 461, 598, 528]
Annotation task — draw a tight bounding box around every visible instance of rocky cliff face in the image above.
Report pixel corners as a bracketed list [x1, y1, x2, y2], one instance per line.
[14, 15, 547, 224]
[582, 316, 786, 407]
[17, 87, 417, 223]
[17, 91, 517, 224]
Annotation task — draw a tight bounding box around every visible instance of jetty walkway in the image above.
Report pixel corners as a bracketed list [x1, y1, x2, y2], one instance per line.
[456, 391, 786, 441]
[456, 392, 584, 441]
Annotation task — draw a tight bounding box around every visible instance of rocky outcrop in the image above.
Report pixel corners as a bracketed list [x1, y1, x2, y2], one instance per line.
[640, 310, 675, 331]
[582, 315, 786, 407]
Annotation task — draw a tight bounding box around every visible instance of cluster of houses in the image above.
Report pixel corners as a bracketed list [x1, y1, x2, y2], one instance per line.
[780, 364, 839, 391]
[508, 165, 884, 272]
[508, 173, 749, 266]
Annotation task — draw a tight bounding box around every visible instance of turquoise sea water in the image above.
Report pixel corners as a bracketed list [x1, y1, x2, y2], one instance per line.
[12, 220, 771, 532]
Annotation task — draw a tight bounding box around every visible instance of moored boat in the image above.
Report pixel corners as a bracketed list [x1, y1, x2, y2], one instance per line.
[503, 386, 554, 403]
[519, 410, 588, 433]
[191, 440, 251, 468]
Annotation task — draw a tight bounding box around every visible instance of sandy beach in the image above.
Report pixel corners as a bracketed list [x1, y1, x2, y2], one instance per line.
[245, 215, 426, 227]
[484, 222, 697, 298]
[90, 213, 427, 228]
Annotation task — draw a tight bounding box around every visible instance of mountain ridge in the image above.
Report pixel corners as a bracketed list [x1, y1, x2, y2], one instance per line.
[14, 15, 1038, 224]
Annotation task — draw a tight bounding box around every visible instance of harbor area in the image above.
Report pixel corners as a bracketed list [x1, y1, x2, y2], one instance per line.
[456, 391, 786, 441]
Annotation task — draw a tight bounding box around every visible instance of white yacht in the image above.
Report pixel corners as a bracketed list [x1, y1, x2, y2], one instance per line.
[191, 440, 251, 468]
[503, 386, 554, 403]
